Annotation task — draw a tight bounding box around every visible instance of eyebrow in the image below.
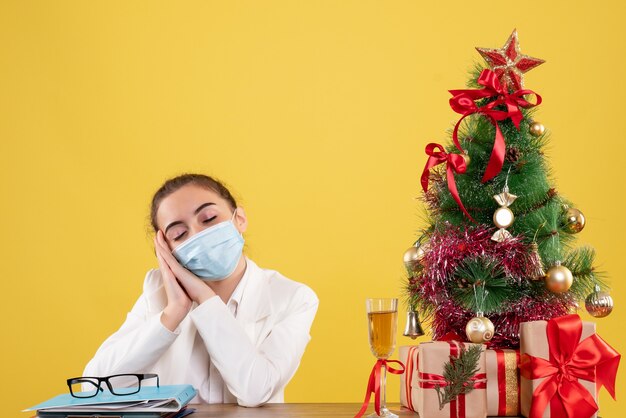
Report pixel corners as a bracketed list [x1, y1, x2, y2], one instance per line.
[194, 202, 216, 215]
[164, 202, 216, 234]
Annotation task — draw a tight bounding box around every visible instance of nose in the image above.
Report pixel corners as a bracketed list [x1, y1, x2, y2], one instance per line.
[188, 224, 209, 237]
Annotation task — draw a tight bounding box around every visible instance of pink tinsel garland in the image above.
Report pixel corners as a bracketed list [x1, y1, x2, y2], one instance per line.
[415, 224, 576, 348]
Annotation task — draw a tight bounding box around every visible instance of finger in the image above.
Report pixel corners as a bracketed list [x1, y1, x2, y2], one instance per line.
[156, 248, 176, 283]
[164, 252, 197, 283]
[157, 251, 190, 302]
[154, 239, 168, 263]
[154, 236, 170, 270]
[154, 239, 168, 270]
[156, 233, 190, 277]
[155, 234, 180, 266]
[157, 230, 173, 252]
[155, 235, 178, 270]
[155, 240, 180, 282]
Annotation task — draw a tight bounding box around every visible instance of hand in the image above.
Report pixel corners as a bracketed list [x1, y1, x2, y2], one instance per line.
[154, 232, 192, 331]
[155, 230, 216, 306]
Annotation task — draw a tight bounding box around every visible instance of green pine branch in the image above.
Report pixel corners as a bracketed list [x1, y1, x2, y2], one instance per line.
[564, 246, 607, 299]
[435, 344, 483, 410]
[450, 257, 514, 314]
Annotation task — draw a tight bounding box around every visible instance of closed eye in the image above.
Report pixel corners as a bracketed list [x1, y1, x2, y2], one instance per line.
[203, 215, 217, 224]
[173, 231, 187, 241]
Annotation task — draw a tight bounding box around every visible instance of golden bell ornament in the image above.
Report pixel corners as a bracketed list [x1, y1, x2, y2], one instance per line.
[465, 313, 494, 343]
[545, 262, 573, 293]
[403, 310, 425, 339]
[562, 207, 586, 234]
[403, 244, 425, 272]
[585, 284, 614, 318]
[529, 121, 545, 137]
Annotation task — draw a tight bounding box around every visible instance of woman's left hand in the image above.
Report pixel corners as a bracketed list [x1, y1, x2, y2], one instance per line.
[155, 231, 216, 305]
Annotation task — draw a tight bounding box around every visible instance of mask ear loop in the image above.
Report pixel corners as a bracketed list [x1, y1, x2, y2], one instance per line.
[231, 208, 244, 238]
[231, 207, 246, 267]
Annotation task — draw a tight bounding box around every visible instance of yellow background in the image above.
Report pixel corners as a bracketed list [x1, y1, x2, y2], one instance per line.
[1, 1, 625, 417]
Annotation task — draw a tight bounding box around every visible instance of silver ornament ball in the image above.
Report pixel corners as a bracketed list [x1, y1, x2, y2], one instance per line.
[585, 285, 614, 318]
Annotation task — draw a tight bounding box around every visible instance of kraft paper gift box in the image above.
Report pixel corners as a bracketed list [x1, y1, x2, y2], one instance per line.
[485, 348, 520, 416]
[399, 345, 419, 412]
[413, 340, 487, 418]
[519, 314, 620, 418]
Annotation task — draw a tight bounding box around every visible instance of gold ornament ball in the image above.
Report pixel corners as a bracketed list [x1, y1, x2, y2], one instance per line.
[545, 263, 573, 293]
[493, 207, 515, 229]
[403, 245, 425, 271]
[465, 315, 495, 343]
[529, 121, 545, 137]
[585, 287, 614, 318]
[462, 153, 471, 167]
[562, 208, 586, 234]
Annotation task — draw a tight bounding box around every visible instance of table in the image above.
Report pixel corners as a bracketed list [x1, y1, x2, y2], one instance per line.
[187, 404, 521, 417]
[188, 403, 415, 417]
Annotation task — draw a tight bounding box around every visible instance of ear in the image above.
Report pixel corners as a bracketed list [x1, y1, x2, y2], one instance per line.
[234, 207, 248, 233]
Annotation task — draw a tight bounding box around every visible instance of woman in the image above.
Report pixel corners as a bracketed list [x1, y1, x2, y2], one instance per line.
[83, 174, 319, 406]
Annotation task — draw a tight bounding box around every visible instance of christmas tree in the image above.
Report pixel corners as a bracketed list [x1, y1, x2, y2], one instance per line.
[404, 30, 614, 349]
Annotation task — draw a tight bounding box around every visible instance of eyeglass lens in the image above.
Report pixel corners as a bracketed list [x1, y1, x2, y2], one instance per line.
[68, 378, 100, 398]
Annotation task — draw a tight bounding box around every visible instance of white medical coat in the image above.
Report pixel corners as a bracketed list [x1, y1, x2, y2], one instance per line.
[83, 258, 318, 406]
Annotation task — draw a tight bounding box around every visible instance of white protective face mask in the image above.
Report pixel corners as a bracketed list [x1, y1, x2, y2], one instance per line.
[172, 210, 244, 280]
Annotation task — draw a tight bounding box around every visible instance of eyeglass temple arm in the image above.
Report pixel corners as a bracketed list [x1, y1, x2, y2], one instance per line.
[142, 373, 160, 387]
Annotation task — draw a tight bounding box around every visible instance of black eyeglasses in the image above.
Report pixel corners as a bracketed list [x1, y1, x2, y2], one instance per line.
[67, 374, 160, 398]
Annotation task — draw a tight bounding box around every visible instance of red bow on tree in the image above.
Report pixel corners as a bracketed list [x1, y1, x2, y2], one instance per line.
[519, 314, 621, 418]
[449, 69, 542, 183]
[421, 143, 474, 222]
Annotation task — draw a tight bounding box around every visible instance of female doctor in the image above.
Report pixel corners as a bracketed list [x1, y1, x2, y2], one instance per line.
[83, 174, 319, 406]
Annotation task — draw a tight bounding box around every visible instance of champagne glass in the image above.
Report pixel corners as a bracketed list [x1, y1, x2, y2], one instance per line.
[366, 298, 398, 418]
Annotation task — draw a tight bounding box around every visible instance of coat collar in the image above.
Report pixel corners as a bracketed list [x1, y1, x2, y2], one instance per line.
[235, 257, 272, 323]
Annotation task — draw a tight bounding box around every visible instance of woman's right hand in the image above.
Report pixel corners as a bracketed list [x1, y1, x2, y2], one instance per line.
[155, 232, 193, 332]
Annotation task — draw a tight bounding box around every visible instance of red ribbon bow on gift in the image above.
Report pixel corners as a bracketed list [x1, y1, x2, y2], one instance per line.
[449, 69, 542, 183]
[355, 359, 405, 418]
[519, 314, 621, 418]
[421, 143, 474, 222]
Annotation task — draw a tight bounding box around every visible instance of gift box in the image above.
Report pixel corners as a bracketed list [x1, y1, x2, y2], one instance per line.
[519, 314, 620, 418]
[485, 348, 520, 416]
[399, 346, 419, 412]
[413, 340, 487, 418]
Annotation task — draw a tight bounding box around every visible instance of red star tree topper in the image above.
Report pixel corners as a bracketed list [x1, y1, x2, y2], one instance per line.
[476, 29, 545, 91]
